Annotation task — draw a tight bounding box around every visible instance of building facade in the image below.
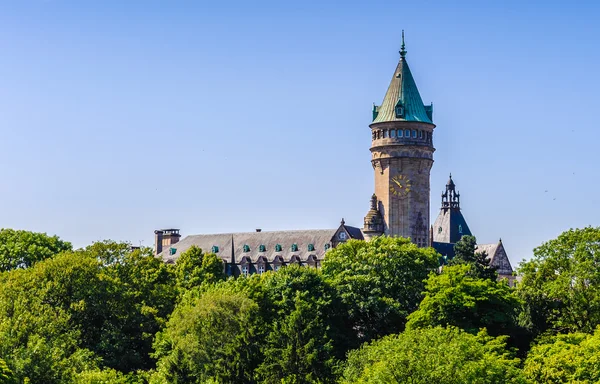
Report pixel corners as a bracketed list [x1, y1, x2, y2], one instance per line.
[155, 36, 514, 280]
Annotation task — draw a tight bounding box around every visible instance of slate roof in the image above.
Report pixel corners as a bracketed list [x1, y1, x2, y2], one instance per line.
[372, 53, 433, 124]
[432, 207, 472, 244]
[158, 226, 364, 265]
[433, 241, 456, 259]
[477, 241, 514, 276]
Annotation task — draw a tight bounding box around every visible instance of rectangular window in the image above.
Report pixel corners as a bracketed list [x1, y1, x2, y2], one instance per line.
[398, 130, 403, 137]
[412, 130, 417, 138]
[419, 130, 423, 139]
[390, 130, 396, 138]
[383, 130, 388, 138]
[258, 265, 265, 274]
[242, 266, 248, 277]
[405, 129, 410, 137]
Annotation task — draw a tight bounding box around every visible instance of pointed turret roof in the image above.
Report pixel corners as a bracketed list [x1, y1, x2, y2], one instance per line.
[372, 32, 433, 124]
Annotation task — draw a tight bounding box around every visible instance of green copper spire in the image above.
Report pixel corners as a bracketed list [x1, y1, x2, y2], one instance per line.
[372, 34, 433, 124]
[400, 30, 406, 58]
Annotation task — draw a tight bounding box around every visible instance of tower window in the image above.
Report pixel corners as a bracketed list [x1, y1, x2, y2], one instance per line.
[419, 130, 423, 139]
[383, 130, 388, 138]
[395, 105, 405, 118]
[405, 129, 410, 137]
[398, 129, 403, 137]
[390, 130, 396, 138]
[212, 245, 219, 253]
[412, 130, 417, 138]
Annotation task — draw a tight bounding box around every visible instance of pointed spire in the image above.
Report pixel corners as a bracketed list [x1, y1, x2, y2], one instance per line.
[372, 34, 433, 124]
[400, 30, 407, 58]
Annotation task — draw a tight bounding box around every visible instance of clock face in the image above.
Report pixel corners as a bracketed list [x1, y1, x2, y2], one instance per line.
[390, 175, 412, 198]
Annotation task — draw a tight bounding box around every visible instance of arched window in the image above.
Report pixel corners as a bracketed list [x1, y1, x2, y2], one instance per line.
[383, 130, 388, 138]
[398, 129, 403, 137]
[458, 225, 463, 234]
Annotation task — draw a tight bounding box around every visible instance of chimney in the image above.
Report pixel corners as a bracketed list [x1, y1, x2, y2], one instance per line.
[256, 228, 262, 232]
[154, 230, 164, 255]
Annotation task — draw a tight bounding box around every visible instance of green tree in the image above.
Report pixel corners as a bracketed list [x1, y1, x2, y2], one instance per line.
[321, 237, 439, 343]
[151, 287, 261, 384]
[406, 264, 521, 336]
[0, 358, 15, 384]
[0, 254, 100, 384]
[174, 245, 225, 291]
[517, 227, 600, 335]
[255, 266, 348, 384]
[450, 235, 497, 280]
[524, 328, 600, 383]
[0, 228, 71, 271]
[77, 241, 177, 372]
[342, 327, 526, 384]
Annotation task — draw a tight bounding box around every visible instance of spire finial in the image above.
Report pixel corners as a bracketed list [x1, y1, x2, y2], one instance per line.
[400, 30, 407, 58]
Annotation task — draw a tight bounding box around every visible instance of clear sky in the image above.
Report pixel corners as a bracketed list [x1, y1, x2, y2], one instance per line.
[1, 0, 599, 267]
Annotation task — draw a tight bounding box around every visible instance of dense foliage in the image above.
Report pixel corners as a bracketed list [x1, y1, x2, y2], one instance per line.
[341, 327, 526, 383]
[0, 227, 600, 383]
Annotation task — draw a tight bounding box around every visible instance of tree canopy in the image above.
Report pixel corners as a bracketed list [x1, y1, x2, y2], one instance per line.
[517, 226, 600, 335]
[0, 228, 71, 271]
[341, 327, 526, 384]
[321, 236, 439, 342]
[406, 264, 521, 336]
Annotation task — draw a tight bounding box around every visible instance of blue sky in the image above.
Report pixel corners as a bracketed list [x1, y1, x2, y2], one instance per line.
[0, 0, 599, 266]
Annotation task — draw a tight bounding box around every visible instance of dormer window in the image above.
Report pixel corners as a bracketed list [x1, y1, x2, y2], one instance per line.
[458, 225, 463, 234]
[169, 247, 177, 256]
[211, 246, 219, 253]
[243, 244, 250, 253]
[259, 244, 266, 252]
[291, 243, 298, 252]
[308, 243, 315, 252]
[395, 104, 405, 118]
[324, 243, 330, 251]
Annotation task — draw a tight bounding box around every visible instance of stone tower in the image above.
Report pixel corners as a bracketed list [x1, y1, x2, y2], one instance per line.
[363, 33, 435, 247]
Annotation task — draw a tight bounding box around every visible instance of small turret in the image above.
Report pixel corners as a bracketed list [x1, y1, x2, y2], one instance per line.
[363, 194, 384, 240]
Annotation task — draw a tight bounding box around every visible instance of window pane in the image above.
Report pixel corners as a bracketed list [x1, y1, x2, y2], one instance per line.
[390, 130, 396, 138]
